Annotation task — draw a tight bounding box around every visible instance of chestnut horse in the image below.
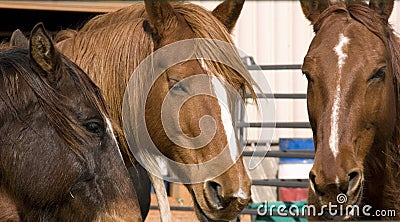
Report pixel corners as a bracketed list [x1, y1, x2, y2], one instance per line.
[55, 0, 254, 221]
[301, 0, 400, 220]
[0, 24, 141, 221]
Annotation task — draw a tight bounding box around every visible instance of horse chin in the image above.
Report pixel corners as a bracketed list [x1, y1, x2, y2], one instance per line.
[320, 189, 364, 220]
[308, 184, 365, 221]
[193, 199, 218, 222]
[193, 191, 240, 222]
[194, 201, 235, 222]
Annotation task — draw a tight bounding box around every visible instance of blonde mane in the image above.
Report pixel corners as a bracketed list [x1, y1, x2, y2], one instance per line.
[55, 2, 256, 158]
[0, 42, 9, 50]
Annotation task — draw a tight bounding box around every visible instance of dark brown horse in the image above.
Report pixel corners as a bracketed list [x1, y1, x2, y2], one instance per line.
[301, 0, 400, 220]
[55, 0, 254, 221]
[0, 23, 141, 221]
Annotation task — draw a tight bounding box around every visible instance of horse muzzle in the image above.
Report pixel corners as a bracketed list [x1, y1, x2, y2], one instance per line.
[308, 168, 364, 219]
[190, 179, 251, 222]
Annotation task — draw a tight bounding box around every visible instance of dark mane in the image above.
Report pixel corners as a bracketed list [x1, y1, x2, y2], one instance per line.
[314, 1, 400, 212]
[55, 2, 256, 102]
[0, 48, 108, 157]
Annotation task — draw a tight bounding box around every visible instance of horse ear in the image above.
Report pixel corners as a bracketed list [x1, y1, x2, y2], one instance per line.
[29, 23, 61, 83]
[144, 1, 179, 38]
[10, 29, 28, 48]
[212, 0, 244, 33]
[300, 0, 330, 23]
[369, 0, 394, 21]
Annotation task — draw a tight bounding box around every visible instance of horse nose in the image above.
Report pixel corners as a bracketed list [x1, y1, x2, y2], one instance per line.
[204, 180, 249, 210]
[347, 168, 362, 194]
[204, 181, 224, 209]
[309, 171, 324, 196]
[309, 168, 363, 197]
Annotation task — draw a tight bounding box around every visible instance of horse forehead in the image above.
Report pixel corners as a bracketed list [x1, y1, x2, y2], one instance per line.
[170, 60, 204, 74]
[334, 28, 385, 73]
[315, 20, 383, 53]
[309, 26, 384, 73]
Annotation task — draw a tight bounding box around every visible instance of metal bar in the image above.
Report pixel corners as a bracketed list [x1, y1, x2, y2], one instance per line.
[150, 205, 194, 211]
[237, 122, 311, 128]
[246, 64, 302, 70]
[238, 99, 246, 147]
[252, 179, 309, 188]
[161, 177, 310, 188]
[246, 93, 307, 99]
[245, 141, 279, 146]
[242, 150, 315, 159]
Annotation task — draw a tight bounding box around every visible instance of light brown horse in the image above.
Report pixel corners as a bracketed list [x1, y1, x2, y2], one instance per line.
[301, 0, 400, 220]
[56, 1, 255, 221]
[0, 23, 141, 221]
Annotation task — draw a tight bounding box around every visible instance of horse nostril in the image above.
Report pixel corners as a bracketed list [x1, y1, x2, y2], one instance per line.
[309, 171, 324, 196]
[205, 181, 223, 209]
[348, 171, 359, 181]
[309, 172, 316, 183]
[348, 169, 362, 193]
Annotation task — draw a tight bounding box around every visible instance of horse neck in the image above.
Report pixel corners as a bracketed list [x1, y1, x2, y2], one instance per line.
[380, 81, 400, 211]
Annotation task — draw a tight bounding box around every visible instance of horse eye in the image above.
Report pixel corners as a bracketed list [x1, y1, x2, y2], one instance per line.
[172, 83, 188, 93]
[84, 121, 104, 135]
[302, 71, 312, 82]
[369, 67, 386, 81]
[169, 78, 188, 93]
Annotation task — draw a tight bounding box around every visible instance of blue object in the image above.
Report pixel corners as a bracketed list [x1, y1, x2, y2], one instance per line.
[250, 201, 308, 222]
[150, 181, 169, 194]
[279, 138, 314, 164]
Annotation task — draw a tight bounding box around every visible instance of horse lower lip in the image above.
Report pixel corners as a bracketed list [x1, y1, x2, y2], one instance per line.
[322, 191, 363, 220]
[322, 209, 349, 220]
[194, 199, 242, 222]
[194, 200, 214, 222]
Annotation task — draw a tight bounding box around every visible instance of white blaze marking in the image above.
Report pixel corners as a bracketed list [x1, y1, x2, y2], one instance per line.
[329, 34, 349, 159]
[335, 34, 349, 71]
[336, 176, 340, 188]
[106, 118, 124, 162]
[211, 76, 239, 163]
[201, 58, 240, 163]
